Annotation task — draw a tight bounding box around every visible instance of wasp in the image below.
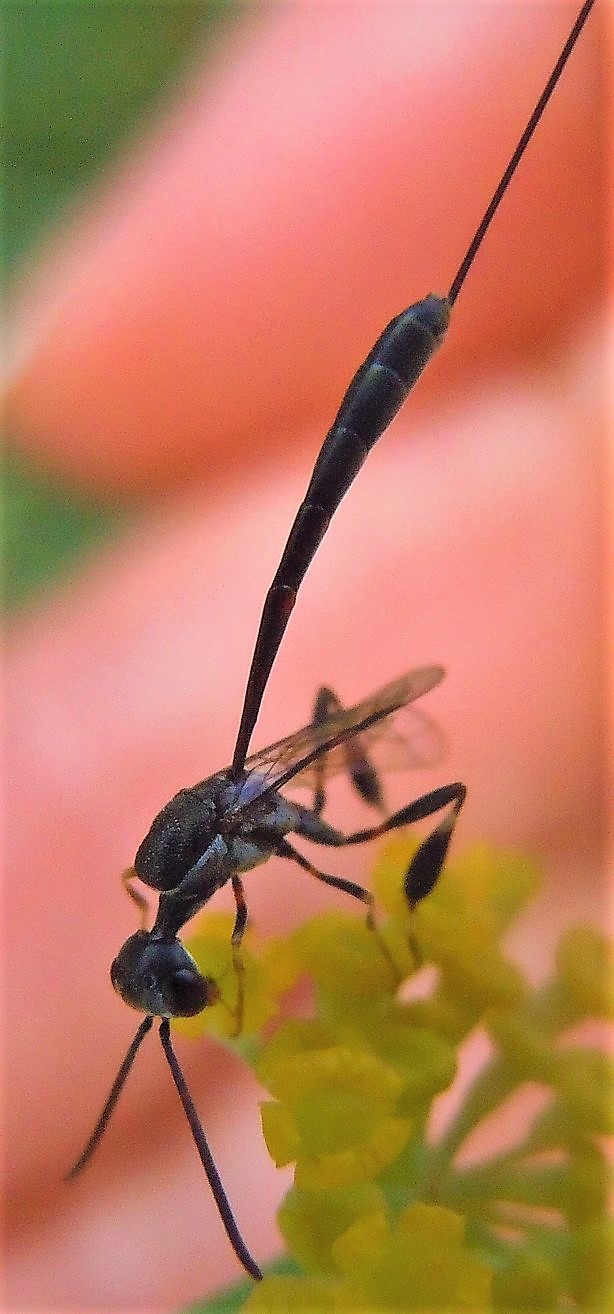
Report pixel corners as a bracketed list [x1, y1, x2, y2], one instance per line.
[68, 0, 597, 1282]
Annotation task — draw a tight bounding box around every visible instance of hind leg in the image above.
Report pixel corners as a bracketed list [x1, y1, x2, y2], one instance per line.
[310, 685, 385, 817]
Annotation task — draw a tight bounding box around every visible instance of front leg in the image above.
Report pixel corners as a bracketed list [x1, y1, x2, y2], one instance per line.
[227, 875, 249, 1037]
[121, 866, 149, 930]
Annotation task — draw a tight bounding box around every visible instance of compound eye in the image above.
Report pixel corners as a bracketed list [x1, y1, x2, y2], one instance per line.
[164, 967, 218, 1018]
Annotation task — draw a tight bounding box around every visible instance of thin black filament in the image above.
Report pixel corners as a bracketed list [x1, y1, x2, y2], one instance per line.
[66, 1014, 154, 1178]
[158, 1019, 262, 1282]
[448, 0, 596, 305]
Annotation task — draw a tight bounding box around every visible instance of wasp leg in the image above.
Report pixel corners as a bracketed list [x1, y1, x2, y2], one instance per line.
[311, 687, 337, 817]
[228, 874, 248, 1037]
[275, 836, 401, 983]
[401, 785, 466, 908]
[293, 781, 465, 887]
[291, 781, 466, 966]
[121, 866, 149, 931]
[345, 782, 466, 966]
[311, 685, 385, 817]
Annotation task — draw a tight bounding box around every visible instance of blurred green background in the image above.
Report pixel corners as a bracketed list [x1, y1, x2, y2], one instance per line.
[5, 2, 235, 611]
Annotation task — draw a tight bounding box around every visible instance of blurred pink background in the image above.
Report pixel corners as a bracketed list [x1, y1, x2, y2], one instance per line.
[5, 3, 606, 1308]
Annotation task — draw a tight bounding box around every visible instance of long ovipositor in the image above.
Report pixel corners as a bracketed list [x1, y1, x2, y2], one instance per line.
[230, 294, 451, 774]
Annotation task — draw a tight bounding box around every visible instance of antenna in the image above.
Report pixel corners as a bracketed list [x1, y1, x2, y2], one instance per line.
[67, 1015, 262, 1281]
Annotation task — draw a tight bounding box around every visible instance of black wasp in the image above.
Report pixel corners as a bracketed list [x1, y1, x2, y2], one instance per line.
[68, 0, 596, 1284]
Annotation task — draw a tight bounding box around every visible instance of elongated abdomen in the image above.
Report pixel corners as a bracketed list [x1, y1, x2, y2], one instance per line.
[302, 293, 451, 515]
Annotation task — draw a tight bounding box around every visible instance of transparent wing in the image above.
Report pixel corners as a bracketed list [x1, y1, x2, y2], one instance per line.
[229, 666, 445, 817]
[283, 701, 447, 789]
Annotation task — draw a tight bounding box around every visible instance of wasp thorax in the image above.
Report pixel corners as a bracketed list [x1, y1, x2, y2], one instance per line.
[134, 786, 217, 893]
[111, 931, 218, 1018]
